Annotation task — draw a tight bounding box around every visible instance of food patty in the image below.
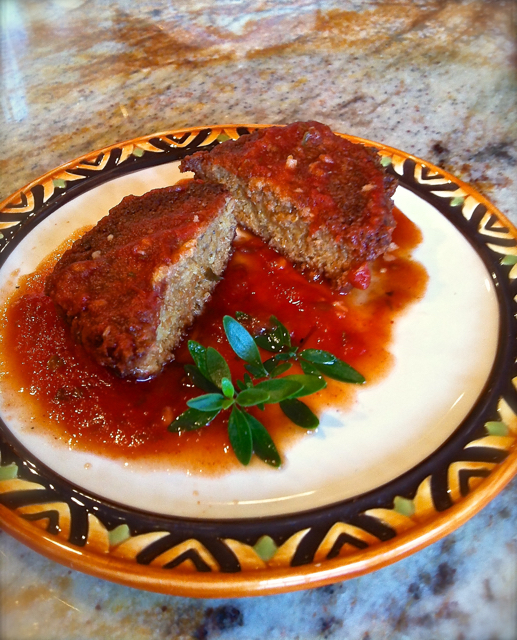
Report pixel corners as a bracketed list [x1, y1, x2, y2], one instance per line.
[181, 121, 397, 290]
[45, 180, 236, 379]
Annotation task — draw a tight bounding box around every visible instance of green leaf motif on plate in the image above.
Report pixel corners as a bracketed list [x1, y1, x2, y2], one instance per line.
[253, 535, 278, 562]
[109, 524, 131, 548]
[485, 421, 509, 436]
[0, 462, 18, 481]
[393, 496, 415, 517]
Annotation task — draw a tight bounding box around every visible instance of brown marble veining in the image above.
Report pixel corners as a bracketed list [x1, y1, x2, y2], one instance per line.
[1, 0, 516, 218]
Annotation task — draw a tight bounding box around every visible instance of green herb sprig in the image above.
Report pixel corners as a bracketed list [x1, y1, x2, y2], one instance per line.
[168, 314, 365, 467]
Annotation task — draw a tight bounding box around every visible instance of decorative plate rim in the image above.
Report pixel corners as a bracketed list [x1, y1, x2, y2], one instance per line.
[2, 445, 515, 598]
[0, 124, 516, 597]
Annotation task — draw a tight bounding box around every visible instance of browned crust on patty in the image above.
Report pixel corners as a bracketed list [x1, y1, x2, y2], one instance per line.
[45, 180, 236, 379]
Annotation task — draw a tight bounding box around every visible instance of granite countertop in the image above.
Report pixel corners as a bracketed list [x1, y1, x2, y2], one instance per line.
[1, 1, 516, 638]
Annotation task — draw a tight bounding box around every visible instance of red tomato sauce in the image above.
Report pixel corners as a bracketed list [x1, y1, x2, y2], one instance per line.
[0, 209, 427, 473]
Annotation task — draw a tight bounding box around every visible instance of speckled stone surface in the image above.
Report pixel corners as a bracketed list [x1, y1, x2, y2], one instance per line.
[1, 0, 516, 638]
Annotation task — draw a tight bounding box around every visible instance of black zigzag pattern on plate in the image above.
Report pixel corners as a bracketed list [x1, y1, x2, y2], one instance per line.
[0, 127, 256, 258]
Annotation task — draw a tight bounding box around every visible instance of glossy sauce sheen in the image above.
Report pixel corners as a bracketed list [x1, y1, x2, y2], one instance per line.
[0, 209, 427, 473]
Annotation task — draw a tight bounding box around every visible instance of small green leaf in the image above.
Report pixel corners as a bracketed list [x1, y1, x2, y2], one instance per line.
[237, 373, 255, 391]
[206, 347, 231, 388]
[221, 377, 235, 398]
[300, 349, 338, 365]
[264, 357, 278, 374]
[217, 132, 231, 143]
[132, 146, 145, 157]
[310, 360, 365, 384]
[270, 315, 291, 347]
[263, 353, 292, 373]
[188, 341, 209, 376]
[221, 396, 235, 410]
[254, 334, 283, 353]
[223, 315, 267, 375]
[270, 362, 293, 377]
[280, 398, 319, 429]
[254, 316, 292, 353]
[281, 374, 326, 398]
[501, 255, 517, 266]
[300, 350, 365, 384]
[299, 359, 324, 377]
[169, 407, 220, 432]
[53, 178, 67, 189]
[245, 413, 281, 467]
[245, 363, 268, 378]
[228, 407, 253, 465]
[236, 387, 270, 407]
[187, 393, 226, 412]
[184, 365, 220, 393]
[253, 378, 302, 403]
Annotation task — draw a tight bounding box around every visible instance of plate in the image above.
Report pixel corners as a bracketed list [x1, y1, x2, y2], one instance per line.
[0, 125, 516, 597]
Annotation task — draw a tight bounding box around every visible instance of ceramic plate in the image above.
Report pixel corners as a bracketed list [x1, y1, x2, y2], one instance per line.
[0, 125, 515, 597]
